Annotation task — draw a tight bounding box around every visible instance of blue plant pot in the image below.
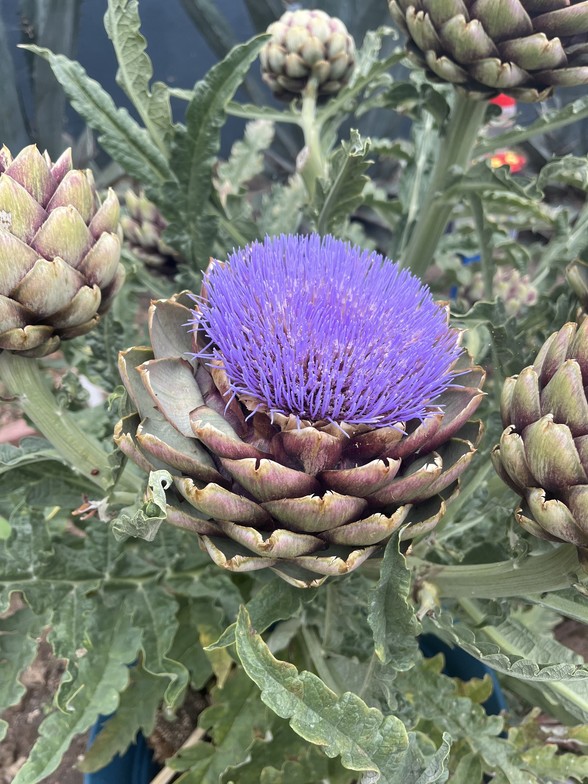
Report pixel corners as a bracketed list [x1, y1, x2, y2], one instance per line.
[419, 634, 508, 715]
[84, 638, 507, 783]
[83, 715, 161, 784]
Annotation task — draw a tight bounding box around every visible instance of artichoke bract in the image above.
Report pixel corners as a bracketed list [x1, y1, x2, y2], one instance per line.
[116, 234, 484, 588]
[0, 145, 124, 357]
[121, 189, 179, 276]
[260, 9, 356, 99]
[388, 1, 588, 101]
[492, 320, 588, 564]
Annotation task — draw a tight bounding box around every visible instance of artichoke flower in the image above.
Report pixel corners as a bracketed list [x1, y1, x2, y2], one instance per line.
[388, 1, 588, 101]
[492, 320, 588, 563]
[121, 189, 179, 276]
[260, 9, 356, 99]
[0, 145, 124, 357]
[115, 234, 484, 588]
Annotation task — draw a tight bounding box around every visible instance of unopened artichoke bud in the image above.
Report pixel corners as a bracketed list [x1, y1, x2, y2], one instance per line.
[260, 9, 356, 99]
[121, 189, 179, 276]
[115, 234, 484, 588]
[459, 267, 537, 316]
[492, 320, 588, 563]
[493, 266, 538, 317]
[0, 145, 124, 357]
[388, 1, 588, 101]
[567, 259, 588, 313]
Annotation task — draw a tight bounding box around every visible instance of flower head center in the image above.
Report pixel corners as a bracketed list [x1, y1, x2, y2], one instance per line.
[192, 234, 461, 428]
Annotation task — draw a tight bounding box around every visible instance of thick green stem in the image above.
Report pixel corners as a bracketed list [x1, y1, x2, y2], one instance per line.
[402, 93, 488, 278]
[0, 352, 121, 493]
[414, 544, 581, 599]
[301, 626, 341, 695]
[469, 193, 493, 299]
[298, 79, 325, 199]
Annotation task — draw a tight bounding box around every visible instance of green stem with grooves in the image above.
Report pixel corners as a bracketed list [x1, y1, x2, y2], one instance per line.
[0, 351, 137, 494]
[298, 78, 326, 199]
[301, 625, 341, 695]
[413, 544, 581, 599]
[402, 93, 488, 278]
[469, 193, 493, 299]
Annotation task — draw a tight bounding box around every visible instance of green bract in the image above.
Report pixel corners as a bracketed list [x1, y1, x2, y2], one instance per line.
[260, 9, 356, 99]
[115, 288, 484, 589]
[389, 0, 588, 101]
[492, 319, 588, 565]
[0, 145, 124, 357]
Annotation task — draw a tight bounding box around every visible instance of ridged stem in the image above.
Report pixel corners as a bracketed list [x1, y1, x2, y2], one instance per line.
[414, 544, 581, 599]
[0, 352, 134, 494]
[402, 93, 488, 278]
[298, 78, 325, 199]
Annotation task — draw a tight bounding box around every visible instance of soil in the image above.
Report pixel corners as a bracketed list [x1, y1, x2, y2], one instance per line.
[0, 631, 207, 784]
[0, 637, 87, 784]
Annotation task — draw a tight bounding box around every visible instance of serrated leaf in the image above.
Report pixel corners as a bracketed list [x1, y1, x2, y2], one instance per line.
[104, 0, 173, 154]
[12, 600, 142, 784]
[79, 663, 164, 773]
[168, 668, 273, 782]
[258, 174, 307, 237]
[21, 45, 171, 185]
[387, 732, 452, 784]
[506, 715, 588, 784]
[449, 752, 483, 784]
[221, 722, 334, 784]
[367, 532, 421, 669]
[216, 120, 275, 201]
[426, 602, 588, 723]
[395, 657, 528, 784]
[314, 131, 372, 235]
[0, 607, 46, 741]
[208, 578, 315, 650]
[235, 607, 409, 782]
[537, 155, 588, 193]
[169, 599, 215, 690]
[159, 35, 269, 266]
[125, 580, 187, 706]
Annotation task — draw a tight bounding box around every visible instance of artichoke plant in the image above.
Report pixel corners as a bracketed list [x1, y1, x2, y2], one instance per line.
[121, 189, 179, 276]
[260, 9, 356, 99]
[116, 234, 484, 588]
[492, 319, 588, 564]
[388, 1, 588, 101]
[0, 145, 124, 357]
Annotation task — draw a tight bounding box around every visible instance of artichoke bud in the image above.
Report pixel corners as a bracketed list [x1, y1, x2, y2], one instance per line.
[121, 189, 179, 276]
[261, 9, 356, 99]
[388, 1, 588, 101]
[492, 319, 588, 564]
[0, 144, 124, 357]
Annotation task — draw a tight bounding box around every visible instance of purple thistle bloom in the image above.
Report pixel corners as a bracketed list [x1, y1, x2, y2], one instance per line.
[192, 234, 461, 429]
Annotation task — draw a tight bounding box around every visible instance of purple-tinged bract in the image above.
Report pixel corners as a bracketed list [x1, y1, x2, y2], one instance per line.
[193, 234, 461, 429]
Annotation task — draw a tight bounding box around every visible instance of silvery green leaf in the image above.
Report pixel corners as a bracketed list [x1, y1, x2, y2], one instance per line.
[104, 0, 173, 154]
[235, 607, 409, 782]
[367, 532, 421, 670]
[20, 45, 171, 184]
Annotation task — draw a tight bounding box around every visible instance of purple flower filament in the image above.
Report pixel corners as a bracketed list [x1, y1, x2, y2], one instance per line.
[192, 234, 461, 428]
